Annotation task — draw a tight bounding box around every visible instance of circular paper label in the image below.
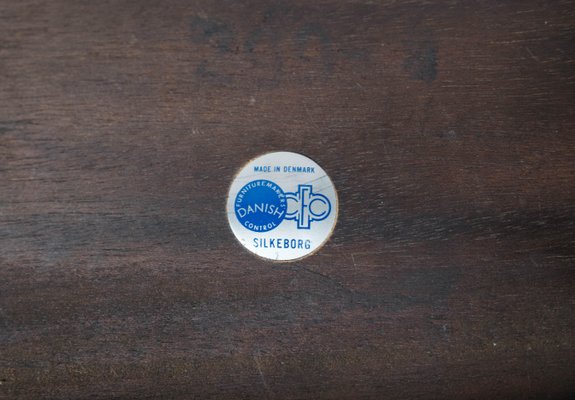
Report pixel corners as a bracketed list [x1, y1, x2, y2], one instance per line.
[227, 152, 338, 261]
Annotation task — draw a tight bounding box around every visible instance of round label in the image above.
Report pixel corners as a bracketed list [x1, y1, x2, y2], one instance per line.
[227, 152, 338, 261]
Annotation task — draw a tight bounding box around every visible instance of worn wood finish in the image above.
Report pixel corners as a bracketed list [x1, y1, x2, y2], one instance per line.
[1, 0, 574, 398]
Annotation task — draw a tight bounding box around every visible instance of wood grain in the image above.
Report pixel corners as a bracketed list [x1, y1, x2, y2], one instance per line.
[1, 0, 574, 398]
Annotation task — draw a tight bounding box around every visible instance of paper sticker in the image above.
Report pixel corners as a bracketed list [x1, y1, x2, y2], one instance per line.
[227, 151, 338, 261]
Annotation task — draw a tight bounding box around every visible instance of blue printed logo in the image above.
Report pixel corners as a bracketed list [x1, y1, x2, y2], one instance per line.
[234, 180, 287, 232]
[235, 181, 332, 232]
[285, 185, 332, 229]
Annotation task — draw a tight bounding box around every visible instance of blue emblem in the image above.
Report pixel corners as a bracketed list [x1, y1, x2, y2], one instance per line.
[285, 185, 332, 229]
[234, 180, 286, 232]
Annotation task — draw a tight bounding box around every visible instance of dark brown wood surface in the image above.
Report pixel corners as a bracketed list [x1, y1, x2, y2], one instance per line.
[1, 0, 574, 399]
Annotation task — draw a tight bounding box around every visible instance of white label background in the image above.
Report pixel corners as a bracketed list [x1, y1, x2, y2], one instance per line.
[226, 152, 338, 261]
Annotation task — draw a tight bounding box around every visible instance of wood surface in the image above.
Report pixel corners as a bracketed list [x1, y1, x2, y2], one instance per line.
[1, 0, 574, 399]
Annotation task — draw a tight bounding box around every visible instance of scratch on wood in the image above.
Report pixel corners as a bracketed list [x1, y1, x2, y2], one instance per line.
[253, 351, 273, 399]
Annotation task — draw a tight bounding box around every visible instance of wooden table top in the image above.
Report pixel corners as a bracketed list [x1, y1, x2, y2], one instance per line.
[1, 1, 574, 398]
